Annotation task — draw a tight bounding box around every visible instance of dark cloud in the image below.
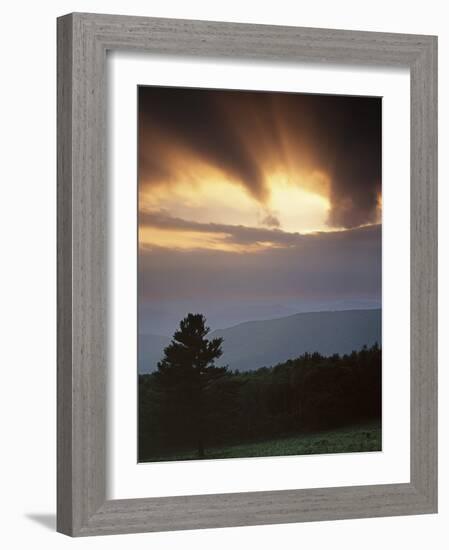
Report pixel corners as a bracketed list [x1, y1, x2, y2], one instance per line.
[140, 210, 301, 246]
[139, 87, 381, 228]
[139, 87, 267, 201]
[140, 210, 380, 249]
[261, 213, 281, 228]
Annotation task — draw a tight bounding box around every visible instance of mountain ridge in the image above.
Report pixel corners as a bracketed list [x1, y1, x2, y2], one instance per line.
[210, 307, 380, 332]
[138, 308, 381, 373]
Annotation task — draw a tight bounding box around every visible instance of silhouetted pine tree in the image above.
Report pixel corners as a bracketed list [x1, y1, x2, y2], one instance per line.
[155, 313, 227, 458]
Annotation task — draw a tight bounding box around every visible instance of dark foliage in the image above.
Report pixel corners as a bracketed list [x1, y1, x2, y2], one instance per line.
[138, 316, 381, 461]
[148, 314, 227, 458]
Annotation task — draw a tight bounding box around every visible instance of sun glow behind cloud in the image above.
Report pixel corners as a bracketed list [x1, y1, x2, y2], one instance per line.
[139, 166, 336, 252]
[265, 171, 331, 234]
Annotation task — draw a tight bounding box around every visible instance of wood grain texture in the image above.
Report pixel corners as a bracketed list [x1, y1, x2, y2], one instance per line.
[409, 36, 438, 509]
[57, 12, 438, 536]
[57, 13, 73, 536]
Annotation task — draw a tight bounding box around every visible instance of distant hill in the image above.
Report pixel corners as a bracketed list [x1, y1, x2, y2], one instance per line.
[211, 309, 381, 372]
[138, 308, 381, 373]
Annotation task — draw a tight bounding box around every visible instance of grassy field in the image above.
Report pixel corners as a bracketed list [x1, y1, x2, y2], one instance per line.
[142, 422, 381, 462]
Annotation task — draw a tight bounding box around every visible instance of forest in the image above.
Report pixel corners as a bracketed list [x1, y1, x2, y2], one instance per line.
[138, 314, 381, 462]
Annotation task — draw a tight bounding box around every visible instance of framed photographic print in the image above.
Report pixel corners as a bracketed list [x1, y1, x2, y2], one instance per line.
[137, 86, 383, 463]
[57, 13, 437, 536]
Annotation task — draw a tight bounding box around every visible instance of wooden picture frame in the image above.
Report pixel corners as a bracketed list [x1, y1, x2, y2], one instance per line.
[57, 12, 437, 536]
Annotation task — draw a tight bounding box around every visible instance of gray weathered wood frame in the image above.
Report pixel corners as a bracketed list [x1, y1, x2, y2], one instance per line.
[57, 12, 438, 536]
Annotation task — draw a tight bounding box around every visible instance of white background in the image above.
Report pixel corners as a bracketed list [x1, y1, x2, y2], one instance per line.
[109, 54, 410, 499]
[0, 1, 445, 549]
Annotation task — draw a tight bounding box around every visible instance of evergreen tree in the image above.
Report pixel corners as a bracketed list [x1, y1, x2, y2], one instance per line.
[155, 313, 227, 458]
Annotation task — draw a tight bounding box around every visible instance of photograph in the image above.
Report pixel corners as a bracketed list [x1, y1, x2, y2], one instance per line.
[137, 86, 382, 463]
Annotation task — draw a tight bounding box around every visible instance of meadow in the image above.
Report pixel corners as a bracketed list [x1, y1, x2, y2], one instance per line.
[141, 422, 381, 462]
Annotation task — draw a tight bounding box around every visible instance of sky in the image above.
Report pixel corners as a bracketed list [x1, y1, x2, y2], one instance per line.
[138, 86, 382, 336]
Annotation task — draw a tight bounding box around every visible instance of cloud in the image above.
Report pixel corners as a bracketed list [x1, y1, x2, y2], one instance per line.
[139, 87, 381, 228]
[139, 87, 267, 201]
[139, 222, 381, 302]
[140, 210, 382, 252]
[261, 213, 281, 228]
[140, 210, 302, 247]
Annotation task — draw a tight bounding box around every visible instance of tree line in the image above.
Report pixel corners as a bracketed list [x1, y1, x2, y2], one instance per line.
[138, 313, 381, 461]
